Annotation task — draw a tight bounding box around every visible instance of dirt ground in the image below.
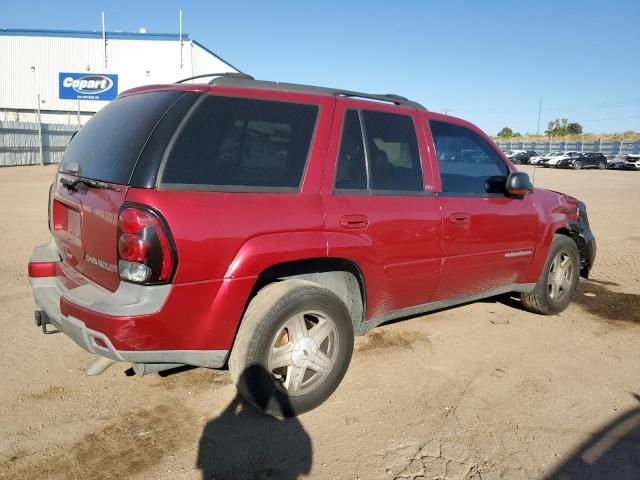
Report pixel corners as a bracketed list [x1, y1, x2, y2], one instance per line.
[1, 165, 639, 480]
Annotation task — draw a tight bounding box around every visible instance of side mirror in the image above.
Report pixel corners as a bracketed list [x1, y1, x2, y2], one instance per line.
[506, 171, 533, 196]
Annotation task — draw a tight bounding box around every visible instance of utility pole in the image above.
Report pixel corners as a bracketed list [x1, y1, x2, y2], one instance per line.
[30, 66, 44, 166]
[102, 12, 107, 69]
[179, 10, 184, 69]
[536, 96, 542, 136]
[37, 93, 43, 165]
[441, 107, 451, 115]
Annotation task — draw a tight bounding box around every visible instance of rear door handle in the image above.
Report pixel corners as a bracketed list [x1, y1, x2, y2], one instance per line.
[340, 214, 369, 229]
[450, 213, 471, 225]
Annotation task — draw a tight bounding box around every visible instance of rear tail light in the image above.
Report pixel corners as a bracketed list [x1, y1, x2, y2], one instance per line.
[117, 205, 177, 284]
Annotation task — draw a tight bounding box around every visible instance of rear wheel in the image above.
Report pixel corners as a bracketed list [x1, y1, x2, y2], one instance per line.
[598, 161, 606, 170]
[573, 161, 583, 170]
[229, 280, 354, 417]
[521, 234, 580, 315]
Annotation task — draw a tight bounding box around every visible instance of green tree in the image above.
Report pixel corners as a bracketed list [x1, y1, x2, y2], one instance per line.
[567, 122, 583, 135]
[545, 118, 583, 136]
[497, 127, 515, 138]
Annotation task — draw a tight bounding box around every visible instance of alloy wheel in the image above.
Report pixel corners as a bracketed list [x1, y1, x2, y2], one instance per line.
[268, 311, 339, 396]
[547, 251, 575, 302]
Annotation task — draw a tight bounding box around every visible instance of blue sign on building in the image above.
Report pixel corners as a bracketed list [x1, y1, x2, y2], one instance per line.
[59, 72, 118, 100]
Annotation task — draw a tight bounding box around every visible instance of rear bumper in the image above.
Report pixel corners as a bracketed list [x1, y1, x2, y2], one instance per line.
[28, 239, 251, 368]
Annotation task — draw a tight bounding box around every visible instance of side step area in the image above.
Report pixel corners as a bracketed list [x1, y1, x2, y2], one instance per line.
[83, 357, 185, 376]
[131, 363, 185, 376]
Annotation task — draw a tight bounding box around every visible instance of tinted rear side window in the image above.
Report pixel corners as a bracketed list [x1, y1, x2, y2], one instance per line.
[335, 110, 367, 190]
[161, 96, 319, 190]
[362, 110, 422, 191]
[59, 91, 184, 184]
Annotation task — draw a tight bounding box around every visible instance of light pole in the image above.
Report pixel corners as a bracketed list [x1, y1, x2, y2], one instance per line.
[536, 96, 542, 137]
[30, 66, 44, 166]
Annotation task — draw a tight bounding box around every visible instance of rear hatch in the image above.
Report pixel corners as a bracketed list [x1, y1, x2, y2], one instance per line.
[52, 90, 189, 291]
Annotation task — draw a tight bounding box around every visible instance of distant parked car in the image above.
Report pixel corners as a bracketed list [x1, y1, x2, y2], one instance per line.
[509, 150, 538, 164]
[546, 151, 581, 168]
[535, 152, 562, 166]
[607, 154, 627, 169]
[554, 152, 607, 170]
[529, 153, 549, 165]
[624, 154, 640, 170]
[504, 149, 524, 157]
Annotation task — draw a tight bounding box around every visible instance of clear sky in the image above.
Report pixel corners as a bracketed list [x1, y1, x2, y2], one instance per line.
[2, 0, 639, 135]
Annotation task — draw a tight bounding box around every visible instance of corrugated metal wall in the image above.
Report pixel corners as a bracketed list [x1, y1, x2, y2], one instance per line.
[0, 121, 77, 166]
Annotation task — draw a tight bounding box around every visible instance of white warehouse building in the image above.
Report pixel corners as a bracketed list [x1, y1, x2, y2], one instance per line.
[0, 28, 238, 125]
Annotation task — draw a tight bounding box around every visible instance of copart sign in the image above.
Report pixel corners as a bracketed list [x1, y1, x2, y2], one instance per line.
[59, 73, 118, 100]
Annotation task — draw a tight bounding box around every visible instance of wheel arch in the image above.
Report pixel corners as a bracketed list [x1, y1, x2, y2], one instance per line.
[555, 227, 591, 278]
[252, 257, 366, 333]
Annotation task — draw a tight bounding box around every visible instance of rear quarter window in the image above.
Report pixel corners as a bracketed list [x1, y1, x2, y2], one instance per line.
[59, 91, 184, 184]
[160, 95, 319, 191]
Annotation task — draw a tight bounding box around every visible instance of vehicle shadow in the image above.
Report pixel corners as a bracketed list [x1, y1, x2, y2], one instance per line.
[196, 364, 312, 480]
[489, 279, 640, 325]
[545, 393, 640, 479]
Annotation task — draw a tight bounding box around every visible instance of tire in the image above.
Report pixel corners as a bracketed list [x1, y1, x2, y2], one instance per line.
[229, 279, 354, 417]
[573, 161, 583, 170]
[598, 161, 606, 170]
[521, 234, 580, 315]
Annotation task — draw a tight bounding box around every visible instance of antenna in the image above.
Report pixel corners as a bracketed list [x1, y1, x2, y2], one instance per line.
[179, 9, 183, 69]
[102, 11, 107, 68]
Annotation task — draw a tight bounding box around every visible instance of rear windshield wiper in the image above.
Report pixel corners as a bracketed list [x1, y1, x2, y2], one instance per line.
[60, 177, 120, 192]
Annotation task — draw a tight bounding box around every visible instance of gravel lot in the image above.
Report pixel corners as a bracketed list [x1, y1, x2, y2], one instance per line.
[1, 165, 639, 480]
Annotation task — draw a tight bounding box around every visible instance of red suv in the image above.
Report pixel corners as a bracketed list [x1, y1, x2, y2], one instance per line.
[28, 73, 595, 416]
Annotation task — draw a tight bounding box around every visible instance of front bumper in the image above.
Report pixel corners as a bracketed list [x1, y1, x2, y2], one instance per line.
[29, 239, 233, 368]
[570, 202, 596, 278]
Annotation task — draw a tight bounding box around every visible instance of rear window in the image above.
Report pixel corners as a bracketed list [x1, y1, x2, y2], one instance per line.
[160, 95, 319, 191]
[59, 91, 184, 184]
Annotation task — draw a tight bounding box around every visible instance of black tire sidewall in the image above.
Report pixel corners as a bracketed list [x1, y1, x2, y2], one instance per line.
[239, 286, 354, 416]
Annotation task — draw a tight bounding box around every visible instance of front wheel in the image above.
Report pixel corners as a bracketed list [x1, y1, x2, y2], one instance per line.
[521, 234, 580, 315]
[229, 280, 354, 417]
[573, 161, 583, 170]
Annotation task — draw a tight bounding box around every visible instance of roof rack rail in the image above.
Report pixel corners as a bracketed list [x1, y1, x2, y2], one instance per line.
[335, 90, 420, 108]
[201, 76, 427, 110]
[175, 72, 254, 84]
